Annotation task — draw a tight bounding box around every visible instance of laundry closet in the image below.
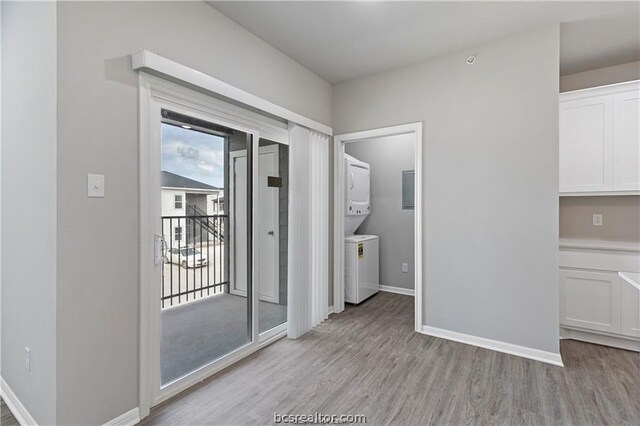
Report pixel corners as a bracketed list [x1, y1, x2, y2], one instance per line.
[342, 133, 416, 305]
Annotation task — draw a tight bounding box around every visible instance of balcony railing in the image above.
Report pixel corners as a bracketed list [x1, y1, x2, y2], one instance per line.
[161, 214, 228, 308]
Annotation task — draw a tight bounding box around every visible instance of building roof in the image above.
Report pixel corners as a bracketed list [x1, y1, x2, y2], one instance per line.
[161, 171, 220, 190]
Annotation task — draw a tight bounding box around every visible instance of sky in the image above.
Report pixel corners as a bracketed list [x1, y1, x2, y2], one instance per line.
[161, 123, 224, 188]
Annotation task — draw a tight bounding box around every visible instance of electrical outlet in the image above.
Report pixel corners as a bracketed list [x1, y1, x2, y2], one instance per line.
[402, 263, 409, 273]
[593, 214, 603, 226]
[25, 347, 31, 372]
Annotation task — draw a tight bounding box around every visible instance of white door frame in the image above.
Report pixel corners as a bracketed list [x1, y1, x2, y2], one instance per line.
[229, 144, 280, 303]
[138, 73, 288, 417]
[333, 123, 423, 332]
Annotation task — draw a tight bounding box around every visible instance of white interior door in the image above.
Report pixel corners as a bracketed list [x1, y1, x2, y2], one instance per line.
[231, 145, 280, 302]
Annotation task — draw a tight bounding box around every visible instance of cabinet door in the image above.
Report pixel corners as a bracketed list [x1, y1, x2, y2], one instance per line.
[621, 279, 640, 337]
[560, 270, 621, 333]
[613, 90, 640, 191]
[559, 96, 614, 192]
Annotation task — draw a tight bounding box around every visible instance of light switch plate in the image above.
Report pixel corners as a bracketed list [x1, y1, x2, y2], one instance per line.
[592, 213, 603, 226]
[87, 174, 105, 198]
[402, 263, 409, 273]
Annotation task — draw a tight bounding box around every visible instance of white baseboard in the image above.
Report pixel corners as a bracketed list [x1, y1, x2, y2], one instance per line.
[379, 285, 415, 296]
[420, 325, 564, 367]
[0, 377, 38, 426]
[560, 327, 640, 352]
[102, 407, 140, 426]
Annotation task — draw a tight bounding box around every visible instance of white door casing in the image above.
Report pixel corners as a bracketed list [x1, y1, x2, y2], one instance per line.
[333, 123, 423, 332]
[230, 145, 280, 303]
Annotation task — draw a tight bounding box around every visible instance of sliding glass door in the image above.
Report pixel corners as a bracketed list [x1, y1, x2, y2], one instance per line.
[142, 77, 292, 407]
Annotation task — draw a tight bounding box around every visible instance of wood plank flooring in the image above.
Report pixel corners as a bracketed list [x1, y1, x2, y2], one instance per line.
[1, 398, 20, 426]
[140, 292, 640, 425]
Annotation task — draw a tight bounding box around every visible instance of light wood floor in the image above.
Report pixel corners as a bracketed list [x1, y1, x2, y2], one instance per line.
[140, 292, 640, 425]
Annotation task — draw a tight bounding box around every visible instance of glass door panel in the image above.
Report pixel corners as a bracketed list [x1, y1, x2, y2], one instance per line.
[159, 109, 252, 386]
[258, 138, 288, 333]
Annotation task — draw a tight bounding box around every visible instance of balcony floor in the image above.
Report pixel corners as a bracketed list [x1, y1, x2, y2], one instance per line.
[161, 293, 286, 385]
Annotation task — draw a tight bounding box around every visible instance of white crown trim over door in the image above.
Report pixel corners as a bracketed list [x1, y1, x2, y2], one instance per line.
[131, 50, 332, 136]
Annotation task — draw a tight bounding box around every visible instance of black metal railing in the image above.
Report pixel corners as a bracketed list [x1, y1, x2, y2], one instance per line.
[161, 214, 228, 308]
[186, 204, 225, 242]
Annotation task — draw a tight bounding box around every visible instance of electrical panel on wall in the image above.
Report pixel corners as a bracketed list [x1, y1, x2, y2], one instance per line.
[402, 170, 415, 210]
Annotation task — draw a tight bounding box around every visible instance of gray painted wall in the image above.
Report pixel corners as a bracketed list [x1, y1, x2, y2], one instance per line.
[53, 1, 331, 424]
[1, 2, 58, 424]
[333, 26, 561, 354]
[559, 62, 640, 243]
[345, 134, 415, 289]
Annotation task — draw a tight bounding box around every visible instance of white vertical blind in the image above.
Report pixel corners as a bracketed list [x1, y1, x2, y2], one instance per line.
[287, 124, 330, 338]
[310, 129, 329, 327]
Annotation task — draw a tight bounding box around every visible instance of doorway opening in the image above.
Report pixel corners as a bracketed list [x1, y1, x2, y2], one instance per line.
[333, 123, 423, 331]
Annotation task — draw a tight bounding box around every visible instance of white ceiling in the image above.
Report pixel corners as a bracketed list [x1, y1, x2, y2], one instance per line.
[208, 1, 640, 83]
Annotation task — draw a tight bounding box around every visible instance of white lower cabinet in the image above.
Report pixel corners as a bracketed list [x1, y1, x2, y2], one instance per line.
[559, 241, 640, 350]
[621, 280, 640, 338]
[560, 270, 621, 333]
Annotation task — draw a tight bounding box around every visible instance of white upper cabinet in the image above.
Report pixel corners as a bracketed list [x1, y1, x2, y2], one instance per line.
[613, 90, 640, 191]
[560, 95, 613, 192]
[559, 81, 640, 195]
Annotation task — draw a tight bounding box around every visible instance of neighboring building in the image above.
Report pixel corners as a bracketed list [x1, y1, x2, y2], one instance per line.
[161, 171, 224, 247]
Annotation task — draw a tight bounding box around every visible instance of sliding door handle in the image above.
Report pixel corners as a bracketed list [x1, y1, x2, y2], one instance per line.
[154, 233, 166, 265]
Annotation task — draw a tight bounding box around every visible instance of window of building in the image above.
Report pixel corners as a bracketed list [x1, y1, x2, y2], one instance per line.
[174, 227, 182, 241]
[174, 194, 183, 209]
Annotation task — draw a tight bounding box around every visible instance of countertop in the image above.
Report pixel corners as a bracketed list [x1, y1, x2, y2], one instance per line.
[619, 272, 640, 291]
[559, 238, 640, 253]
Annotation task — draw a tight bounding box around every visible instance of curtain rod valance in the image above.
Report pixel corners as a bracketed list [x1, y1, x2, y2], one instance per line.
[131, 50, 333, 136]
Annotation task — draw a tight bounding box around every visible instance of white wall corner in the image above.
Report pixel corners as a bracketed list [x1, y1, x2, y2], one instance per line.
[1, 377, 39, 426]
[420, 326, 564, 367]
[101, 407, 141, 426]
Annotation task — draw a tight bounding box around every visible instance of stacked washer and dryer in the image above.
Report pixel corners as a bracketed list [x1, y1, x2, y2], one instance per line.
[344, 154, 380, 304]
